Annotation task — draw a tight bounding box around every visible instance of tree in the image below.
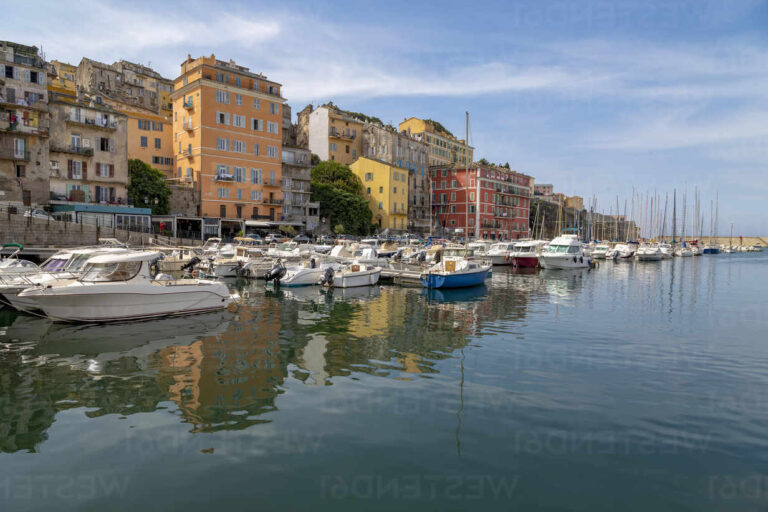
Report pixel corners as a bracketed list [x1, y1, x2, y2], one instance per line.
[478, 158, 490, 166]
[503, 162, 511, 169]
[425, 119, 454, 137]
[127, 159, 171, 215]
[311, 161, 363, 195]
[311, 153, 321, 166]
[311, 182, 372, 236]
[333, 224, 345, 234]
[279, 224, 297, 236]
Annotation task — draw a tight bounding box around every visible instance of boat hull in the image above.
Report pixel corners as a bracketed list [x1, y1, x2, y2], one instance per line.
[539, 255, 590, 270]
[279, 268, 324, 287]
[488, 254, 512, 265]
[21, 283, 233, 323]
[329, 269, 381, 288]
[512, 256, 539, 268]
[420, 268, 489, 289]
[703, 247, 720, 254]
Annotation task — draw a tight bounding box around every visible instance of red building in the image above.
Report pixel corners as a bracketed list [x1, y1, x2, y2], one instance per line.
[431, 164, 532, 240]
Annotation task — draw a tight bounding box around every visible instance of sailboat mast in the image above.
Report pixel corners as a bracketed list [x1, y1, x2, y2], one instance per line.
[672, 189, 677, 244]
[465, 111, 469, 243]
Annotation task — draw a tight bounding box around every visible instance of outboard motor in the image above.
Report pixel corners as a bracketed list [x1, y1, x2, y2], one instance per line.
[320, 267, 335, 287]
[433, 250, 441, 264]
[264, 260, 287, 285]
[417, 251, 426, 263]
[310, 258, 316, 269]
[393, 249, 403, 261]
[181, 256, 201, 277]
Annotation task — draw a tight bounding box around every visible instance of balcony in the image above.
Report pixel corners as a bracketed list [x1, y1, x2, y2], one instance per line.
[262, 198, 283, 205]
[51, 144, 94, 156]
[183, 121, 194, 131]
[264, 180, 280, 187]
[0, 148, 29, 161]
[215, 172, 234, 182]
[66, 117, 117, 130]
[183, 99, 194, 109]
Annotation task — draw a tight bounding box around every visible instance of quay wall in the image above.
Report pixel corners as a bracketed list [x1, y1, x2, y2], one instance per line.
[0, 211, 201, 248]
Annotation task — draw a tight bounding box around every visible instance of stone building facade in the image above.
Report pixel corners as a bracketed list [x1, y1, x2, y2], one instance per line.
[48, 92, 129, 205]
[281, 146, 319, 231]
[0, 41, 50, 205]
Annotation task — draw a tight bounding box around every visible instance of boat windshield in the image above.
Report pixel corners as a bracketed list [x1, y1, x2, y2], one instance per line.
[548, 245, 579, 254]
[81, 261, 142, 282]
[64, 254, 95, 272]
[42, 258, 69, 271]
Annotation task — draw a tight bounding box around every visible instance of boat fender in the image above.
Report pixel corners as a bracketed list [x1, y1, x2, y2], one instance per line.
[505, 254, 510, 262]
[573, 256, 577, 263]
[580, 256, 583, 263]
[310, 258, 316, 269]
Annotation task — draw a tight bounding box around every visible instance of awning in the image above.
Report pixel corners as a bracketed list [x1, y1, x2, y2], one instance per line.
[245, 220, 271, 227]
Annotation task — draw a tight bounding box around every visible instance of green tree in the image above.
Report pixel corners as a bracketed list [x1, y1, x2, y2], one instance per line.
[127, 159, 171, 215]
[311, 161, 364, 195]
[311, 182, 372, 236]
[425, 119, 454, 137]
[333, 224, 345, 234]
[279, 224, 297, 236]
[478, 158, 490, 166]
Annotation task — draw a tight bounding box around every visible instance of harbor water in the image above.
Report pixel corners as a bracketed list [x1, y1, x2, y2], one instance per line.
[1, 253, 767, 510]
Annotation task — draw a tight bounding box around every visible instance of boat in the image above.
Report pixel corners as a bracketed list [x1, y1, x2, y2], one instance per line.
[0, 247, 132, 313]
[420, 257, 491, 289]
[486, 242, 516, 265]
[635, 243, 663, 261]
[321, 262, 381, 288]
[539, 234, 590, 269]
[659, 243, 674, 259]
[511, 240, 548, 268]
[0, 243, 39, 275]
[590, 244, 610, 260]
[674, 244, 693, 257]
[18, 251, 236, 322]
[270, 259, 334, 287]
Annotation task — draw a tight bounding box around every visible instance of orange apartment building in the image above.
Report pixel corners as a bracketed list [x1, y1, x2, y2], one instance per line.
[171, 55, 284, 220]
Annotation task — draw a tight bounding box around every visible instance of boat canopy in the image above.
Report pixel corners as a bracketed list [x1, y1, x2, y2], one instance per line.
[86, 251, 163, 265]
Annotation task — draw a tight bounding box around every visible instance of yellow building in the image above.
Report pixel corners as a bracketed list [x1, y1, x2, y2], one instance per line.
[350, 157, 408, 231]
[49, 61, 77, 94]
[398, 117, 473, 167]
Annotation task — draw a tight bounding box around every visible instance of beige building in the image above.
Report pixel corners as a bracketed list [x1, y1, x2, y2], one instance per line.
[399, 117, 473, 167]
[47, 91, 129, 205]
[297, 103, 363, 165]
[0, 41, 51, 205]
[75, 58, 174, 178]
[566, 195, 584, 211]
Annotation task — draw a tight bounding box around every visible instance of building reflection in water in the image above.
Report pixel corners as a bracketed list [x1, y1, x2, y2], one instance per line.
[0, 272, 544, 452]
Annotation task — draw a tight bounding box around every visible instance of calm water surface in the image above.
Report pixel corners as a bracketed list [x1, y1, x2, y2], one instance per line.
[2, 253, 768, 511]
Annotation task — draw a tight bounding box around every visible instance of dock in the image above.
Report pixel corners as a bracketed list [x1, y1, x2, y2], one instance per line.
[380, 268, 423, 287]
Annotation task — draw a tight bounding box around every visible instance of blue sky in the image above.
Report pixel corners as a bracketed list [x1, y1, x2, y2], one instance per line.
[6, 0, 768, 234]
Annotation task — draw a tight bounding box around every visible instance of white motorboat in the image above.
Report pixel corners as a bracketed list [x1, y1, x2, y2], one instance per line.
[321, 262, 381, 288]
[636, 243, 663, 261]
[0, 247, 132, 312]
[659, 243, 674, 259]
[18, 251, 236, 322]
[0, 243, 39, 275]
[539, 235, 590, 269]
[590, 244, 610, 260]
[267, 259, 336, 287]
[486, 242, 516, 265]
[674, 245, 693, 257]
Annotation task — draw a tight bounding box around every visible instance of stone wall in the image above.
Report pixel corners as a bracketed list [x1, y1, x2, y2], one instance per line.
[168, 185, 199, 216]
[0, 210, 200, 248]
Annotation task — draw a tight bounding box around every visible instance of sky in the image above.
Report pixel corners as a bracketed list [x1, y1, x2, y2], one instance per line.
[5, 0, 768, 234]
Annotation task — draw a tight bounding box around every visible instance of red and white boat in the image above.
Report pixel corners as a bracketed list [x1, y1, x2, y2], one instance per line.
[511, 240, 548, 268]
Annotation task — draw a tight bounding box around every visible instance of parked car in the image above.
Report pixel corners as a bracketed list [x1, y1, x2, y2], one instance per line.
[293, 234, 312, 244]
[264, 233, 282, 244]
[24, 208, 52, 220]
[319, 235, 336, 244]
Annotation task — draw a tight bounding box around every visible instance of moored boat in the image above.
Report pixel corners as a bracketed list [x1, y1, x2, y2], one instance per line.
[539, 235, 590, 270]
[420, 257, 490, 289]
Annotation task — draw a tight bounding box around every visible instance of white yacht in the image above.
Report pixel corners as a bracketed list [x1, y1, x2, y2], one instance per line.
[539, 235, 590, 269]
[590, 244, 610, 260]
[636, 243, 663, 261]
[659, 243, 674, 259]
[272, 259, 337, 287]
[18, 251, 236, 322]
[486, 242, 516, 265]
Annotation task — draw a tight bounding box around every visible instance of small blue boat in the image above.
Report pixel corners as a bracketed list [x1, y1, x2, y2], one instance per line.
[420, 258, 491, 289]
[702, 246, 720, 254]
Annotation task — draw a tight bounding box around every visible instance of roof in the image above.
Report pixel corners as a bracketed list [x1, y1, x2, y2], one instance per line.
[87, 251, 162, 264]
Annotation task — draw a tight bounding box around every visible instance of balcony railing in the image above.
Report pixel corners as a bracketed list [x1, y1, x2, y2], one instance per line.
[262, 198, 283, 205]
[0, 148, 30, 161]
[51, 145, 94, 156]
[183, 99, 194, 109]
[67, 117, 117, 130]
[215, 173, 234, 182]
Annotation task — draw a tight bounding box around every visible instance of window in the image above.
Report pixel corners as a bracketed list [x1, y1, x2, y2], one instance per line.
[364, 173, 373, 181]
[253, 143, 260, 156]
[216, 72, 226, 83]
[266, 121, 278, 134]
[269, 102, 278, 114]
[252, 118, 262, 131]
[152, 121, 163, 131]
[451, 192, 456, 201]
[379, 186, 383, 193]
[470, 192, 475, 201]
[366, 187, 371, 194]
[217, 187, 230, 198]
[233, 166, 245, 182]
[98, 163, 112, 177]
[13, 138, 25, 158]
[269, 170, 276, 185]
[138, 119, 151, 130]
[220, 205, 227, 217]
[329, 143, 337, 152]
[235, 93, 242, 105]
[140, 136, 148, 147]
[250, 168, 262, 184]
[232, 140, 246, 153]
[233, 114, 246, 128]
[97, 137, 113, 152]
[154, 138, 161, 149]
[216, 90, 230, 104]
[394, 187, 397, 194]
[236, 189, 242, 199]
[71, 160, 83, 179]
[217, 111, 230, 125]
[217, 137, 230, 151]
[267, 146, 278, 158]
[253, 98, 261, 109]
[251, 189, 262, 201]
[345, 145, 350, 154]
[378, 202, 383, 210]
[15, 164, 25, 177]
